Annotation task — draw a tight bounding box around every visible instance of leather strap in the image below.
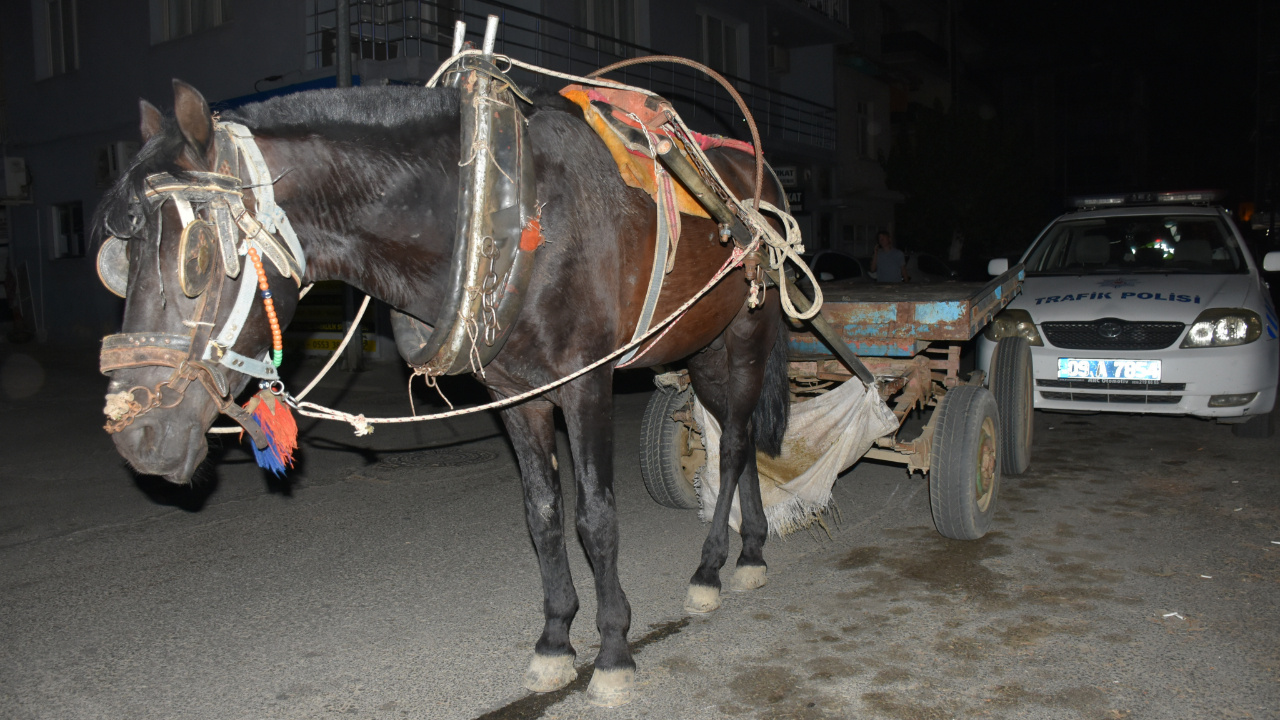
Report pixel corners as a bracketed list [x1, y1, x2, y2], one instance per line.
[100, 333, 194, 373]
[221, 122, 306, 277]
[619, 164, 678, 366]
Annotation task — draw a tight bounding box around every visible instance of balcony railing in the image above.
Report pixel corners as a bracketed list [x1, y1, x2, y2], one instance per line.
[303, 0, 835, 150]
[794, 0, 849, 27]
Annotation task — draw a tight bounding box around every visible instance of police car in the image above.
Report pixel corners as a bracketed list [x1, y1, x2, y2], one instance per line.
[977, 191, 1280, 437]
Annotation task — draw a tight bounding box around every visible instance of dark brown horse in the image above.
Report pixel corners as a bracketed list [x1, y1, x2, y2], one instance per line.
[93, 79, 790, 706]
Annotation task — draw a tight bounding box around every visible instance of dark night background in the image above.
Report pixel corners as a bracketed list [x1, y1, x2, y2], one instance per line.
[887, 0, 1274, 267]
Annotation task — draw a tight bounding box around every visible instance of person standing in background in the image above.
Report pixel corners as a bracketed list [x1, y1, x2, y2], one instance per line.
[871, 230, 908, 282]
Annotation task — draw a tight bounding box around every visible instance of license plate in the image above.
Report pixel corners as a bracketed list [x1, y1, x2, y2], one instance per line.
[1058, 358, 1161, 381]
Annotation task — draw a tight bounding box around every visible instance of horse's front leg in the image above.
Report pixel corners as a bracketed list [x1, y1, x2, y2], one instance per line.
[560, 369, 635, 707]
[498, 400, 581, 694]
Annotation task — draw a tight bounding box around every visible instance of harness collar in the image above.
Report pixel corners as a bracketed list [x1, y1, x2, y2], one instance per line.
[390, 54, 542, 377]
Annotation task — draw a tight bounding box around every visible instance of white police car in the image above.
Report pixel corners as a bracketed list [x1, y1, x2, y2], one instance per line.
[978, 191, 1280, 437]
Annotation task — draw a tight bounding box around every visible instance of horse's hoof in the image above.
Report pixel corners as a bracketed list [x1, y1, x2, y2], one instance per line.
[523, 653, 577, 693]
[729, 565, 767, 592]
[684, 584, 721, 614]
[586, 667, 634, 707]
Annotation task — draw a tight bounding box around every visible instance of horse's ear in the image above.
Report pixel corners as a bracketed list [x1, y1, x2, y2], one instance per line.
[140, 100, 163, 143]
[172, 79, 213, 169]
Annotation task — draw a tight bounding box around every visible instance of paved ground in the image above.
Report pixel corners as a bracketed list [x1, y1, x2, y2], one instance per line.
[1, 342, 1278, 719]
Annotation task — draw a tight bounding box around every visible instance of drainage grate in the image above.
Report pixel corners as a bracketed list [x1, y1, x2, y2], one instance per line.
[377, 448, 500, 469]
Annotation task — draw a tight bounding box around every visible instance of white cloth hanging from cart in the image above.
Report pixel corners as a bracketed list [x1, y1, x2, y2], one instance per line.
[693, 378, 899, 536]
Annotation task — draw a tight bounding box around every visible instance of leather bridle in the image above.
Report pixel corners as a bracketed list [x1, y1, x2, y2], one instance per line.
[99, 123, 305, 448]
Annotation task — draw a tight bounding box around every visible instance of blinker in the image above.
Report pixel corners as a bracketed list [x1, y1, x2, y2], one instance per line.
[178, 219, 218, 297]
[96, 236, 130, 298]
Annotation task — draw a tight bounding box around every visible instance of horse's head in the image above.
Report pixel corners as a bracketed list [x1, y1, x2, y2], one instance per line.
[95, 81, 302, 483]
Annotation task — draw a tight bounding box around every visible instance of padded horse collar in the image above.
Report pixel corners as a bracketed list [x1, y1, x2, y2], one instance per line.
[98, 123, 305, 445]
[391, 54, 542, 376]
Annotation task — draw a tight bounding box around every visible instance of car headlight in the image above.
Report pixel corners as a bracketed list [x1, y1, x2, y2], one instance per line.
[982, 309, 1043, 345]
[1179, 308, 1262, 348]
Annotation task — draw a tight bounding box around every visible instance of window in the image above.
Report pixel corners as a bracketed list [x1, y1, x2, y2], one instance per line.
[814, 252, 863, 281]
[917, 255, 952, 277]
[699, 11, 745, 79]
[151, 0, 231, 43]
[576, 0, 640, 57]
[843, 224, 880, 257]
[1024, 216, 1245, 275]
[1, 209, 10, 307]
[305, 1, 450, 70]
[32, 0, 78, 79]
[51, 202, 85, 259]
[855, 101, 871, 157]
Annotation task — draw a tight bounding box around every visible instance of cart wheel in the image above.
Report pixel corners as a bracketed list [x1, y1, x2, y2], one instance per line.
[990, 336, 1034, 475]
[640, 387, 702, 509]
[929, 385, 1001, 540]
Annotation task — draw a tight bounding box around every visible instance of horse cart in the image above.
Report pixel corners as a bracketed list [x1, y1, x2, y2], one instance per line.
[640, 263, 1032, 541]
[92, 10, 1037, 702]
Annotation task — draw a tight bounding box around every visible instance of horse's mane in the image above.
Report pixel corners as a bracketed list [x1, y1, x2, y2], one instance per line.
[220, 85, 461, 135]
[92, 85, 471, 246]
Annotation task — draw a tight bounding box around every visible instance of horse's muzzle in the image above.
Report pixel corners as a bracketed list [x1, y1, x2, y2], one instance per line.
[110, 414, 210, 484]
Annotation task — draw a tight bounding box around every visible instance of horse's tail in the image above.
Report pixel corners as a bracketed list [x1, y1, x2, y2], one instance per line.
[752, 316, 791, 457]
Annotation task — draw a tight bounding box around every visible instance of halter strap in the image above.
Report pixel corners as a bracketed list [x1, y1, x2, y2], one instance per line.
[221, 122, 306, 277]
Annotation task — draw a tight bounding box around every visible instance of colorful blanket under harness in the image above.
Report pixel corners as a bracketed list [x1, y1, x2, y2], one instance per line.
[559, 85, 755, 220]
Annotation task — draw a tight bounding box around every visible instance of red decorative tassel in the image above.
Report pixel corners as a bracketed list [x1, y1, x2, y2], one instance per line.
[242, 391, 298, 475]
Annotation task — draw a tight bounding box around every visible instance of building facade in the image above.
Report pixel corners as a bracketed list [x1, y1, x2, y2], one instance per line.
[1, 0, 895, 344]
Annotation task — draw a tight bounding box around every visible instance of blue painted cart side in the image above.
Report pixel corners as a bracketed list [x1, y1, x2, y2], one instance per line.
[787, 264, 1026, 358]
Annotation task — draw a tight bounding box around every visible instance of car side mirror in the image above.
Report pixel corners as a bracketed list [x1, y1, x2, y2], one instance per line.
[1263, 251, 1280, 272]
[987, 258, 1010, 276]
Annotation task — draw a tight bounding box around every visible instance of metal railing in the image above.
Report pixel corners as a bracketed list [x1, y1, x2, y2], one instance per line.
[303, 0, 835, 149]
[794, 0, 849, 27]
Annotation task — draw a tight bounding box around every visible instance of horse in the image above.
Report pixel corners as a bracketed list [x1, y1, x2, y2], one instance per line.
[92, 77, 791, 707]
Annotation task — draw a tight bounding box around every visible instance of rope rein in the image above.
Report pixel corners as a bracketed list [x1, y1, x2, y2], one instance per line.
[291, 239, 761, 434]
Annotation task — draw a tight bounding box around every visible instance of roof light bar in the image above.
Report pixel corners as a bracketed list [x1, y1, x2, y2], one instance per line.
[1156, 190, 1224, 203]
[1068, 190, 1225, 209]
[1069, 195, 1127, 208]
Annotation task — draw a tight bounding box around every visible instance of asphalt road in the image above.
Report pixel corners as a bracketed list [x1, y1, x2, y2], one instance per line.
[1, 345, 1277, 720]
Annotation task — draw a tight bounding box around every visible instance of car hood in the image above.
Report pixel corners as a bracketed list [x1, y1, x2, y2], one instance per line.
[1011, 273, 1253, 323]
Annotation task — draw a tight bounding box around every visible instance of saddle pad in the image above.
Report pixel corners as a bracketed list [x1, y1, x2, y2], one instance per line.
[560, 85, 755, 220]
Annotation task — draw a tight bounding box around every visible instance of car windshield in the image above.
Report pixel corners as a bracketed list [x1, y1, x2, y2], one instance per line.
[1024, 214, 1247, 275]
[814, 253, 863, 281]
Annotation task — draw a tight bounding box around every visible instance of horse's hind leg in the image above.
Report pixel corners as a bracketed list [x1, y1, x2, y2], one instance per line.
[683, 303, 783, 613]
[558, 368, 636, 707]
[499, 400, 581, 693]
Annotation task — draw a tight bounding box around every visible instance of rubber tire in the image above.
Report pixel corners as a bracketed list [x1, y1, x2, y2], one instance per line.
[640, 387, 701, 509]
[1232, 410, 1275, 438]
[990, 337, 1034, 475]
[929, 385, 1001, 540]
